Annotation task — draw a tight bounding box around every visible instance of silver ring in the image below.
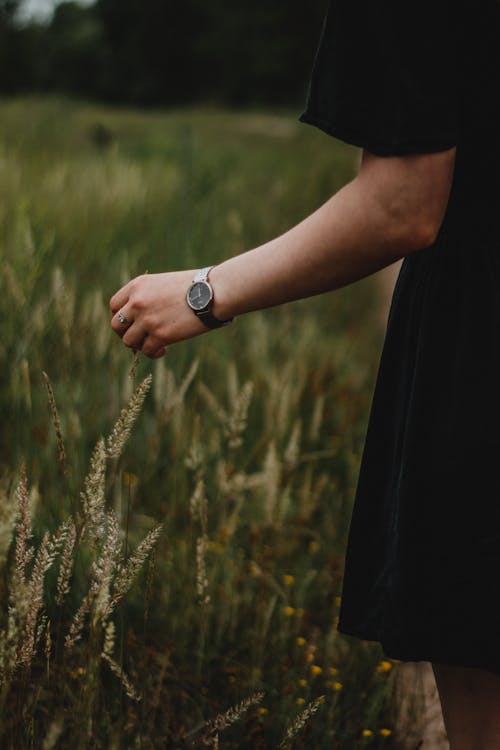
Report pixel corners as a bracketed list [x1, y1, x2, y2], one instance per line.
[118, 311, 128, 325]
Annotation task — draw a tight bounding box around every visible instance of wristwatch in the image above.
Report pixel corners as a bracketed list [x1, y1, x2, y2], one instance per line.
[186, 266, 233, 329]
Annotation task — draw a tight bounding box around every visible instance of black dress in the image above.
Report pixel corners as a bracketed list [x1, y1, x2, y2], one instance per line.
[300, 0, 500, 673]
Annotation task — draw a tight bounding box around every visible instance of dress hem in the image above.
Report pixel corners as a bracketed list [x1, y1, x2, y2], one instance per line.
[337, 621, 500, 676]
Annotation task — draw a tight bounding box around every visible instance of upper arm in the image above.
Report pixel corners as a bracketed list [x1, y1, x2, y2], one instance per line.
[357, 147, 457, 251]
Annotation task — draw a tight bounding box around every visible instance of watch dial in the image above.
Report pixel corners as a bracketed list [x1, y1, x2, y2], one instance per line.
[189, 281, 212, 311]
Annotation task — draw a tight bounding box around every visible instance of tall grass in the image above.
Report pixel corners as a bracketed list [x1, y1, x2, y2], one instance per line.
[0, 97, 425, 748]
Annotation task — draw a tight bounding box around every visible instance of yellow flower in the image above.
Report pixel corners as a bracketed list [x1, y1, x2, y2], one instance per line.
[377, 660, 393, 674]
[329, 667, 339, 676]
[334, 595, 342, 607]
[332, 681, 343, 691]
[296, 637, 306, 646]
[283, 606, 295, 617]
[362, 729, 374, 737]
[311, 665, 322, 676]
[296, 697, 305, 705]
[283, 574, 295, 586]
[299, 679, 308, 687]
[379, 728, 392, 737]
[257, 707, 268, 716]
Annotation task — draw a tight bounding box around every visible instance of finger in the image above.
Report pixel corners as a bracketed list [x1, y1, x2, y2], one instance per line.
[111, 308, 133, 336]
[151, 348, 167, 359]
[109, 282, 132, 314]
[122, 323, 147, 350]
[141, 335, 164, 358]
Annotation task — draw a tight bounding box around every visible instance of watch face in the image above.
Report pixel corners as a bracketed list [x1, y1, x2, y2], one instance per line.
[187, 281, 213, 311]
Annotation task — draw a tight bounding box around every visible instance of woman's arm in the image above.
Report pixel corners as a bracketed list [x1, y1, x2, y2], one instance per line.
[110, 147, 456, 358]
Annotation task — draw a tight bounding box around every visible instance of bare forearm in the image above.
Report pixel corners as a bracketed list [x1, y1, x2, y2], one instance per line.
[210, 178, 410, 319]
[211, 149, 455, 320]
[110, 148, 455, 358]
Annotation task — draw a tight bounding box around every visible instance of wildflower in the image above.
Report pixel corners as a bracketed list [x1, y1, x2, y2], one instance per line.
[296, 697, 305, 705]
[296, 637, 306, 646]
[377, 660, 393, 674]
[283, 606, 295, 617]
[298, 679, 308, 687]
[380, 728, 392, 737]
[257, 707, 268, 716]
[334, 595, 342, 607]
[362, 729, 374, 737]
[332, 681, 343, 691]
[283, 574, 295, 586]
[311, 665, 322, 676]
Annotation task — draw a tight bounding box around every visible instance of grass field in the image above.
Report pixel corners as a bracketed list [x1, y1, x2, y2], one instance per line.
[0, 97, 422, 748]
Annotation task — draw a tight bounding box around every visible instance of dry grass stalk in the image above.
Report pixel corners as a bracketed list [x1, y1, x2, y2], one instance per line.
[308, 395, 325, 442]
[1, 468, 35, 683]
[0, 482, 18, 575]
[190, 480, 210, 606]
[128, 350, 140, 380]
[284, 419, 302, 470]
[160, 358, 199, 424]
[44, 619, 51, 679]
[102, 620, 115, 658]
[42, 371, 68, 477]
[56, 519, 76, 605]
[262, 442, 281, 524]
[196, 535, 210, 606]
[65, 583, 98, 649]
[278, 695, 325, 749]
[65, 513, 120, 648]
[18, 527, 67, 668]
[226, 380, 253, 450]
[197, 382, 228, 425]
[189, 479, 205, 521]
[92, 512, 121, 621]
[106, 374, 152, 458]
[199, 691, 265, 744]
[51, 266, 75, 350]
[42, 716, 64, 750]
[185, 415, 204, 474]
[80, 438, 107, 541]
[13, 465, 33, 589]
[109, 524, 163, 613]
[101, 652, 141, 701]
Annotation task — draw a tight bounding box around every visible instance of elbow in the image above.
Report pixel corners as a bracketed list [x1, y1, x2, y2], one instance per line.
[405, 217, 442, 253]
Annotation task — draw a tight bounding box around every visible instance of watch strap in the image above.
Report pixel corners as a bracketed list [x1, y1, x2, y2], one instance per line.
[197, 309, 233, 329]
[193, 266, 215, 284]
[190, 265, 233, 329]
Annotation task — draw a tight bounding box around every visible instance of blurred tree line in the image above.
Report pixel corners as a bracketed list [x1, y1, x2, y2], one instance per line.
[0, 0, 328, 106]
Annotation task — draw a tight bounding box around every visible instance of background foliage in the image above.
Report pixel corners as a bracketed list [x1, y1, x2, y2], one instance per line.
[0, 0, 328, 106]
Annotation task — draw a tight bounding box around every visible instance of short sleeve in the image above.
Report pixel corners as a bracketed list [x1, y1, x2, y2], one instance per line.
[299, 0, 463, 155]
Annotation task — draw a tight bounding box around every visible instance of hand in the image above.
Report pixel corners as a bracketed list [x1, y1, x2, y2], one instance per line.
[110, 270, 208, 358]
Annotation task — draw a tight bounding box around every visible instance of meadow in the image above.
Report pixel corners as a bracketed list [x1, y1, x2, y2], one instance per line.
[0, 97, 423, 748]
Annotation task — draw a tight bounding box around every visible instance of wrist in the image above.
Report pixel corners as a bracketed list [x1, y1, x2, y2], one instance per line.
[204, 262, 235, 321]
[186, 265, 234, 329]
